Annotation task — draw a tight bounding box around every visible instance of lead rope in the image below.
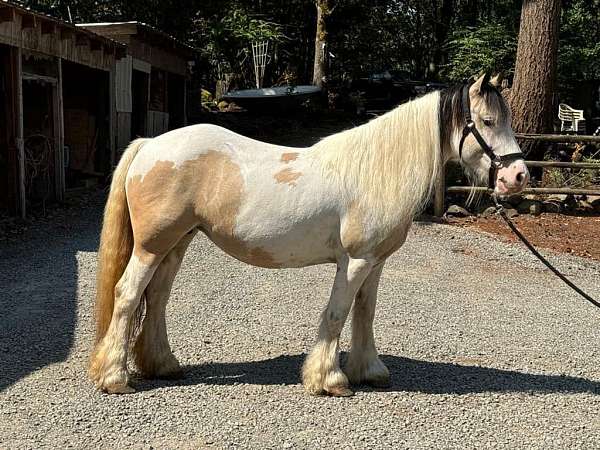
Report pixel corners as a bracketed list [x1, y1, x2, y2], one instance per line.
[491, 194, 600, 309]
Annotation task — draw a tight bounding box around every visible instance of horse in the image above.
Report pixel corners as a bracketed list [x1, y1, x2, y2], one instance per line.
[89, 73, 529, 396]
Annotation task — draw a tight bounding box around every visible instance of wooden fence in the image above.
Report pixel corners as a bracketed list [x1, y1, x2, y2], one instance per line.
[433, 133, 600, 216]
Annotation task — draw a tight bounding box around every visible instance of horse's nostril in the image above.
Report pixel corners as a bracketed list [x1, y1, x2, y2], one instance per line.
[516, 172, 525, 183]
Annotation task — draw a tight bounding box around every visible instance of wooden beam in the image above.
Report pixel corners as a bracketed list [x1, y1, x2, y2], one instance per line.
[109, 63, 117, 167]
[15, 47, 26, 219]
[41, 21, 57, 35]
[515, 133, 600, 143]
[22, 72, 58, 84]
[116, 46, 127, 60]
[75, 34, 90, 47]
[447, 186, 600, 196]
[21, 14, 36, 29]
[54, 57, 65, 200]
[434, 163, 446, 217]
[60, 27, 74, 41]
[90, 39, 102, 51]
[183, 77, 187, 127]
[0, 6, 15, 23]
[524, 160, 600, 169]
[102, 44, 113, 63]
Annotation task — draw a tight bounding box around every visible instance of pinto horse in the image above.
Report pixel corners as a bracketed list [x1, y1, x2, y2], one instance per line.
[89, 73, 529, 396]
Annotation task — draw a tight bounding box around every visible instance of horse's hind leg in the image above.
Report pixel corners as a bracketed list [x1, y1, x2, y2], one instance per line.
[345, 261, 390, 387]
[133, 231, 196, 378]
[90, 250, 161, 394]
[302, 256, 373, 396]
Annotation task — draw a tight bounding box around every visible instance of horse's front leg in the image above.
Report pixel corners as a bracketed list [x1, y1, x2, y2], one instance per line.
[302, 256, 373, 396]
[345, 261, 390, 387]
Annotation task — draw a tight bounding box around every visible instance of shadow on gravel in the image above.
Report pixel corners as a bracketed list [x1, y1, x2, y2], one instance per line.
[0, 195, 102, 392]
[136, 353, 600, 395]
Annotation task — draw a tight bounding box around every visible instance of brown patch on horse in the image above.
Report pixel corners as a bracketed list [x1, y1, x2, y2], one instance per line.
[340, 201, 366, 255]
[127, 151, 280, 268]
[127, 159, 197, 263]
[280, 152, 299, 163]
[372, 222, 410, 260]
[274, 167, 302, 186]
[224, 240, 280, 268]
[340, 202, 409, 260]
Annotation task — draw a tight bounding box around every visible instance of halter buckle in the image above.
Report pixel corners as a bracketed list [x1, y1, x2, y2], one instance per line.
[491, 157, 503, 168]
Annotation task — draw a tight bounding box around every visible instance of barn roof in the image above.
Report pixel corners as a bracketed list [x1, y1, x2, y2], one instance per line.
[0, 0, 127, 57]
[77, 21, 196, 59]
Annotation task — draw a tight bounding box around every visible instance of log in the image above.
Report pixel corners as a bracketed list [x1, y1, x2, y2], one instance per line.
[447, 186, 600, 196]
[515, 133, 600, 143]
[524, 160, 600, 169]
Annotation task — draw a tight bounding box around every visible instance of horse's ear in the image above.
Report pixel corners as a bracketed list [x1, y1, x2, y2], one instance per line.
[470, 72, 491, 95]
[490, 72, 504, 90]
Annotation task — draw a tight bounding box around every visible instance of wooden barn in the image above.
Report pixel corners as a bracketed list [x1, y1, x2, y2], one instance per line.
[0, 1, 125, 218]
[78, 22, 195, 151]
[0, 3, 196, 218]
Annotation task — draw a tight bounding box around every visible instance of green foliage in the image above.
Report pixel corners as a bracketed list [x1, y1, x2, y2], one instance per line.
[443, 0, 600, 87]
[191, 6, 286, 85]
[559, 0, 600, 82]
[15, 0, 600, 91]
[443, 23, 517, 81]
[223, 8, 285, 43]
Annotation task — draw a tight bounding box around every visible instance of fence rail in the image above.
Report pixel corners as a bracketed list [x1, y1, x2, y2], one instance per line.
[446, 186, 600, 196]
[515, 133, 600, 143]
[434, 148, 600, 216]
[525, 160, 600, 169]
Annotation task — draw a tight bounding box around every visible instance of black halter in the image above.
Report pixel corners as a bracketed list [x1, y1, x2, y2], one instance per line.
[458, 83, 523, 187]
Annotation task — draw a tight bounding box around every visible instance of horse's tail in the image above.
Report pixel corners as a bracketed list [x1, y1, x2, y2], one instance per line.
[93, 138, 148, 346]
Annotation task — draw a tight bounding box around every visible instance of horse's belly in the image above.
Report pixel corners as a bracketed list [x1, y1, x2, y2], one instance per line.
[204, 216, 338, 269]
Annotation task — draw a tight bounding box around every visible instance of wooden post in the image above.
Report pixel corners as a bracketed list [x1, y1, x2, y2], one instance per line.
[54, 57, 65, 200]
[109, 62, 117, 167]
[15, 47, 26, 219]
[183, 77, 187, 127]
[434, 163, 445, 217]
[146, 68, 152, 136]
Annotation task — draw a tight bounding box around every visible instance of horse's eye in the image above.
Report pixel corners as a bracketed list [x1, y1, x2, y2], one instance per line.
[483, 118, 495, 127]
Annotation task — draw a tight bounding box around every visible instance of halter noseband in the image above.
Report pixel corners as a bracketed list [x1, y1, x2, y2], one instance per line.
[458, 83, 523, 187]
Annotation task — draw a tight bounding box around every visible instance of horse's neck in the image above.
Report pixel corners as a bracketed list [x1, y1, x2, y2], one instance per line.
[313, 92, 442, 226]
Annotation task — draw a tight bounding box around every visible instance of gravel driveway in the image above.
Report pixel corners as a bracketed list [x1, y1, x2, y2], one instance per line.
[1, 194, 600, 449]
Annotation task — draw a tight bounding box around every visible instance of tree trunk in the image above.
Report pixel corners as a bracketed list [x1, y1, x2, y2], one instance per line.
[508, 0, 561, 156]
[312, 0, 333, 89]
[431, 0, 454, 79]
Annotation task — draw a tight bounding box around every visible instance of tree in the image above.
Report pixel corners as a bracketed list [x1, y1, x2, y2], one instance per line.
[312, 0, 333, 88]
[558, 0, 600, 93]
[507, 0, 561, 153]
[444, 23, 517, 80]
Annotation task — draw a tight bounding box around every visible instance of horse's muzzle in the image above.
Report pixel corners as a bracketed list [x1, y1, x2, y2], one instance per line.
[494, 160, 529, 195]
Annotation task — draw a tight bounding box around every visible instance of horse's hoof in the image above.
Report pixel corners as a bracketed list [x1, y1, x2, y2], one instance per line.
[105, 384, 135, 394]
[327, 385, 354, 397]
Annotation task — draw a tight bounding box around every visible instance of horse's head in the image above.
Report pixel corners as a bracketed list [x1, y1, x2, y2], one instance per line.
[441, 73, 529, 196]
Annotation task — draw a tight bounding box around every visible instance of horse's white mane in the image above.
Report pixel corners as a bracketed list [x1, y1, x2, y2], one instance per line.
[311, 91, 442, 225]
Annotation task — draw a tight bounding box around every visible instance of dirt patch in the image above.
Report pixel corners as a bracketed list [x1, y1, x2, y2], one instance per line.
[448, 214, 600, 260]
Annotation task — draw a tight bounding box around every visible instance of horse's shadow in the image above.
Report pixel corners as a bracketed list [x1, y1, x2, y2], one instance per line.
[135, 353, 600, 395]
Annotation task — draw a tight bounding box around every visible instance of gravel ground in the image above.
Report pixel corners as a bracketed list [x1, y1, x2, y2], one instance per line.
[1, 195, 600, 449]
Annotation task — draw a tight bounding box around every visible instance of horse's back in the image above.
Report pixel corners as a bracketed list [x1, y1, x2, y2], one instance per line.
[123, 123, 340, 268]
